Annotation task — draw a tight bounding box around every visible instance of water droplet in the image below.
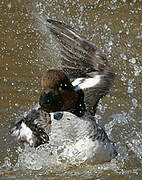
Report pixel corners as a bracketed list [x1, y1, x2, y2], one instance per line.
[132, 98, 137, 108]
[129, 58, 136, 64]
[8, 2, 11, 9]
[120, 53, 127, 60]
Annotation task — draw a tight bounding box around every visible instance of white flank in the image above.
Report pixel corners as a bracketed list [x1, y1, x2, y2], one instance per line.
[61, 137, 115, 163]
[72, 75, 101, 90]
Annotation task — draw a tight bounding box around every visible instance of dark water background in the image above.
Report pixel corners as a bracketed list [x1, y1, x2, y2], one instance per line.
[0, 0, 142, 179]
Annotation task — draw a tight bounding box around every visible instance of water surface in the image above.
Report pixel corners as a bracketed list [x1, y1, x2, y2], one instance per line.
[0, 0, 142, 179]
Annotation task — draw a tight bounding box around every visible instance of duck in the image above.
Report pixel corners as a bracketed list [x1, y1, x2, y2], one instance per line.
[11, 19, 117, 163]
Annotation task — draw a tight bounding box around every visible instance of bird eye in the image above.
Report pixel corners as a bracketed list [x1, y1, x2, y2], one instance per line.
[58, 87, 62, 91]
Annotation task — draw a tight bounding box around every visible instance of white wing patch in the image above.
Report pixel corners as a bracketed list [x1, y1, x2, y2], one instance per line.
[72, 78, 84, 86]
[19, 122, 34, 146]
[72, 75, 101, 90]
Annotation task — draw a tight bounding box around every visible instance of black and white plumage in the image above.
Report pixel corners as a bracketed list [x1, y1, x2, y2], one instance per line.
[46, 19, 115, 116]
[11, 19, 117, 163]
[11, 105, 50, 147]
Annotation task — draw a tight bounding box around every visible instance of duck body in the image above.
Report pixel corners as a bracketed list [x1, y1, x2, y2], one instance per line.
[11, 110, 117, 164]
[50, 111, 117, 164]
[11, 19, 117, 163]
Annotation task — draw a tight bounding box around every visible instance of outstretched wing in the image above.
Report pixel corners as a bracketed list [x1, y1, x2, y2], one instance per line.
[46, 19, 115, 115]
[11, 105, 50, 147]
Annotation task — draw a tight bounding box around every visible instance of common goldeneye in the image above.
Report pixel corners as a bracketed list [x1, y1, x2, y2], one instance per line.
[11, 19, 117, 162]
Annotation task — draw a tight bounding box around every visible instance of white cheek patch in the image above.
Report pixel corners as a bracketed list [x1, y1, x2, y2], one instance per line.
[72, 75, 101, 90]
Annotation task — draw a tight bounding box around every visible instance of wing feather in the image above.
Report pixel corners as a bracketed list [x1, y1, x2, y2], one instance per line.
[46, 19, 115, 115]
